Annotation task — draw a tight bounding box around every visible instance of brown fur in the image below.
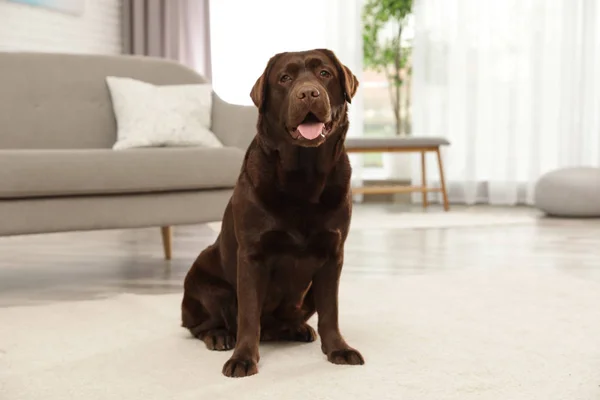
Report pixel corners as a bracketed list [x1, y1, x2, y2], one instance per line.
[181, 48, 364, 378]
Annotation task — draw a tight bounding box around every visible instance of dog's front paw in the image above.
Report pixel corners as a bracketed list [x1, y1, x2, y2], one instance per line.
[222, 356, 258, 378]
[327, 348, 365, 365]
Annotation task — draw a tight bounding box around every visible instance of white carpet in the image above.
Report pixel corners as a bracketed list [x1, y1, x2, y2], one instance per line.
[1, 268, 599, 400]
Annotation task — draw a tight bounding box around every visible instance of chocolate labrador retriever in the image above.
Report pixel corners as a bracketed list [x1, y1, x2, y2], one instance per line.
[181, 48, 363, 378]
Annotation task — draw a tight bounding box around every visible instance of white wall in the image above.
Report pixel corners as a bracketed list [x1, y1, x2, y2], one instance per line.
[0, 0, 122, 54]
[209, 0, 363, 106]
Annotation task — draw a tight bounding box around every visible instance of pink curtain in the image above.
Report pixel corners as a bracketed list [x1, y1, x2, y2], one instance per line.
[121, 0, 212, 81]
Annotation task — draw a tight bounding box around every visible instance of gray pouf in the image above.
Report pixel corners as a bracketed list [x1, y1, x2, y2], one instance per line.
[534, 167, 600, 217]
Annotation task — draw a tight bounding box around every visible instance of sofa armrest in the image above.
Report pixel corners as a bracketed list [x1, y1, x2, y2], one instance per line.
[211, 93, 258, 150]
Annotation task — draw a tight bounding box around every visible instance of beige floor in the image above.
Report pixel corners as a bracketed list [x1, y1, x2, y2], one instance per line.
[2, 204, 600, 400]
[0, 204, 599, 307]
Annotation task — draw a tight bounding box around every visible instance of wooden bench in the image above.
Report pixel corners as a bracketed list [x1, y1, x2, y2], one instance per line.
[345, 137, 451, 211]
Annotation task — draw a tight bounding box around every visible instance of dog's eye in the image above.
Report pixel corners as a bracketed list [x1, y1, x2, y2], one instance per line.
[280, 75, 292, 83]
[320, 70, 332, 78]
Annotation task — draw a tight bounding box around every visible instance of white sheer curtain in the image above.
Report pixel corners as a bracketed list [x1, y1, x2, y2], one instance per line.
[209, 0, 365, 187]
[411, 0, 600, 205]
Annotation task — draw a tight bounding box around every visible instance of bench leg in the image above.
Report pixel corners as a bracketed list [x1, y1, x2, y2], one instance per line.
[435, 149, 450, 211]
[161, 226, 172, 260]
[420, 150, 428, 209]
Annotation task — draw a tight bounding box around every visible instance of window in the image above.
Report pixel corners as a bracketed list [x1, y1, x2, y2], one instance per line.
[360, 10, 415, 176]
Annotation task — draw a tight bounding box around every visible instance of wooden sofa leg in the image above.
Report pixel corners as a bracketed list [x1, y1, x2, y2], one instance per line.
[161, 226, 172, 260]
[436, 148, 450, 211]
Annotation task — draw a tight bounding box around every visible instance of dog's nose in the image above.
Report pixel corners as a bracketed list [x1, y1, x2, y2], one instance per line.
[297, 86, 320, 100]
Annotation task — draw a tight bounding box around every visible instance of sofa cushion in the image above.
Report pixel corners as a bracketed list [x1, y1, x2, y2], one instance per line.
[0, 52, 207, 150]
[106, 76, 223, 150]
[0, 147, 244, 199]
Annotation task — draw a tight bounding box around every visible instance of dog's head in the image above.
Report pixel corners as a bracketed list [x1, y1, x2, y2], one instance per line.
[250, 49, 359, 148]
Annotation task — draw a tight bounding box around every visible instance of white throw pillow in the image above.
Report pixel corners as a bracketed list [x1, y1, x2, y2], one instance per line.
[105, 76, 223, 150]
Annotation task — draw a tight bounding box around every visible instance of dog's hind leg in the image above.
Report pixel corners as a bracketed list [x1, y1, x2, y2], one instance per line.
[181, 243, 237, 351]
[260, 322, 317, 343]
[260, 286, 318, 343]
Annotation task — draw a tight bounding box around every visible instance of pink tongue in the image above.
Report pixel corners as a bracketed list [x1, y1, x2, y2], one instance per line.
[297, 122, 324, 140]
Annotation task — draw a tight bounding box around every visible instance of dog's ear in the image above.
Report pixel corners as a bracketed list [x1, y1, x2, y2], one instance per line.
[249, 71, 267, 110]
[250, 53, 284, 112]
[317, 49, 359, 104]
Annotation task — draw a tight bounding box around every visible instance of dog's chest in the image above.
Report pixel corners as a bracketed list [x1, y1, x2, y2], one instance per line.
[259, 224, 341, 263]
[261, 227, 339, 306]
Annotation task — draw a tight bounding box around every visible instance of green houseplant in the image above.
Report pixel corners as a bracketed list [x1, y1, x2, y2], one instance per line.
[362, 0, 413, 136]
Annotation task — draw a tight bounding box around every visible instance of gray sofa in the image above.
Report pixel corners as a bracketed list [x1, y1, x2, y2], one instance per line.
[0, 52, 257, 259]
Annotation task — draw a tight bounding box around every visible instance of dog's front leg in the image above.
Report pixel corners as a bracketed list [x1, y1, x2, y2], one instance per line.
[312, 250, 365, 366]
[222, 250, 268, 378]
